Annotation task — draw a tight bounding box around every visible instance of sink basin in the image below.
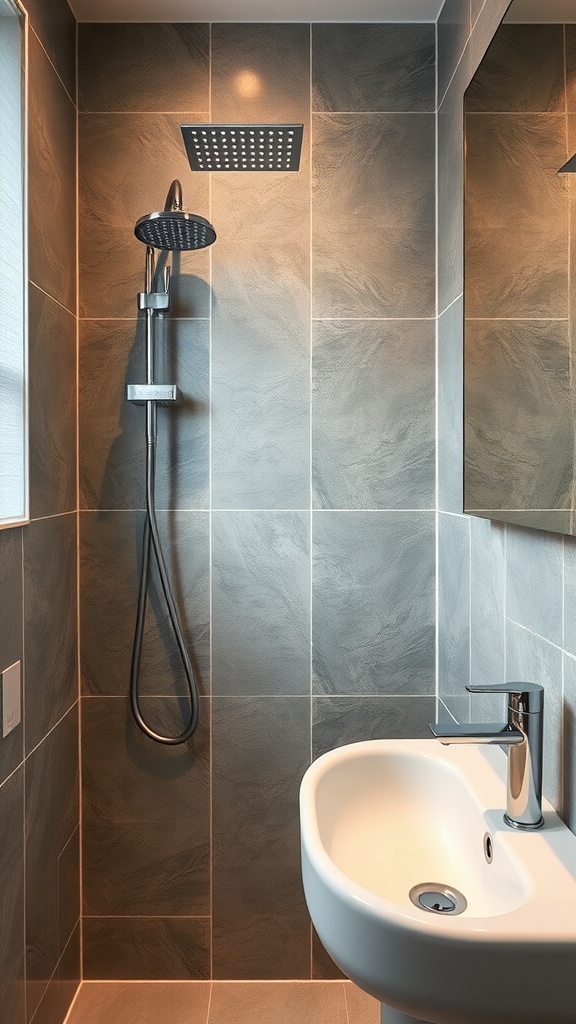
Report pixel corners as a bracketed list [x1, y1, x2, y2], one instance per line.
[300, 739, 576, 1024]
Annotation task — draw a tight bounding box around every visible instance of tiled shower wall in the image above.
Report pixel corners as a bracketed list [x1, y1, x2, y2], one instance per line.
[437, 0, 576, 832]
[78, 23, 437, 979]
[0, 0, 79, 1022]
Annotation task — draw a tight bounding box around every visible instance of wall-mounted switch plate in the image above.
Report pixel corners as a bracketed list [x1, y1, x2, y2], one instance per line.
[2, 661, 21, 738]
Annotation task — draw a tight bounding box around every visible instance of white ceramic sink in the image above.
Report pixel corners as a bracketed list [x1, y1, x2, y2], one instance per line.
[300, 740, 576, 1024]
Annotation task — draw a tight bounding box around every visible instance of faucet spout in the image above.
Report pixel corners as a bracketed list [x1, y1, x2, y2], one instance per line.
[429, 722, 523, 746]
[430, 682, 544, 831]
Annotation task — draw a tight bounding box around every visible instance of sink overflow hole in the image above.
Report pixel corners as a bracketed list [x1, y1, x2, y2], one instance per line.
[484, 832, 493, 864]
[409, 883, 467, 916]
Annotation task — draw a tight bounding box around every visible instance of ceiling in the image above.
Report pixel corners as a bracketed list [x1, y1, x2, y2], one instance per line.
[68, 0, 444, 23]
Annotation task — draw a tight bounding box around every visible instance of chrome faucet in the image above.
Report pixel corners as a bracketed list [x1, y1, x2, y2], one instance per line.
[430, 682, 544, 831]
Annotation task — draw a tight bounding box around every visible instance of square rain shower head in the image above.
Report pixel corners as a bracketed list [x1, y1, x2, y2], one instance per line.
[181, 124, 304, 172]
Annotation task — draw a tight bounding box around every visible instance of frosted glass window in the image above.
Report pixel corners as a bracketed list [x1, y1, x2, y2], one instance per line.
[0, 0, 26, 527]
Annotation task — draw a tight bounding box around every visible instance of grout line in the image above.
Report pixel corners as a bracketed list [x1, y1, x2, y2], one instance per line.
[506, 617, 565, 654]
[80, 692, 437, 699]
[19, 522, 27, 1023]
[77, 978, 347, 985]
[205, 980, 214, 1024]
[438, 697, 459, 724]
[466, 317, 569, 322]
[342, 980, 352, 1024]
[30, 920, 80, 1024]
[503, 525, 507, 681]
[29, 24, 75, 107]
[29, 280, 76, 319]
[435, 8, 439, 725]
[29, 509, 77, 524]
[208, 16, 214, 981]
[313, 316, 435, 321]
[75, 5, 84, 983]
[83, 914, 211, 919]
[25, 701, 78, 761]
[438, 291, 463, 319]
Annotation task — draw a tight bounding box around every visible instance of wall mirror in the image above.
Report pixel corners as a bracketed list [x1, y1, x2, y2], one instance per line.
[0, 0, 27, 528]
[464, 0, 576, 535]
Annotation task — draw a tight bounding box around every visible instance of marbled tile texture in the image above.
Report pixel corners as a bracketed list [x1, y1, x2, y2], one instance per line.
[78, 21, 437, 981]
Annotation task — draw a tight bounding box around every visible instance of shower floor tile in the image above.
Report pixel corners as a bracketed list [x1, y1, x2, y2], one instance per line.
[65, 980, 380, 1024]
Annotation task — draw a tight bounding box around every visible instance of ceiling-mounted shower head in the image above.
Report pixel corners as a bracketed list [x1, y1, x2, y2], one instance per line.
[181, 124, 304, 172]
[134, 179, 217, 251]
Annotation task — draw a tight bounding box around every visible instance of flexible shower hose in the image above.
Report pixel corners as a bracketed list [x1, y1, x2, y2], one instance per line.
[129, 408, 200, 745]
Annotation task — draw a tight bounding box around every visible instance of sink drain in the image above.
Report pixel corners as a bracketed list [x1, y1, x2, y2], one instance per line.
[409, 883, 467, 916]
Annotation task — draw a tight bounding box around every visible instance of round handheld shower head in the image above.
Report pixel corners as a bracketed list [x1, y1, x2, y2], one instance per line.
[134, 209, 216, 251]
[135, 183, 216, 251]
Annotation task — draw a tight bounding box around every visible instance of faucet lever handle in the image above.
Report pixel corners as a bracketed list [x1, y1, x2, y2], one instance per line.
[466, 682, 543, 714]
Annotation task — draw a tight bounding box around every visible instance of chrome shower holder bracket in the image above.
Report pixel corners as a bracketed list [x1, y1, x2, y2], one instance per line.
[126, 383, 180, 406]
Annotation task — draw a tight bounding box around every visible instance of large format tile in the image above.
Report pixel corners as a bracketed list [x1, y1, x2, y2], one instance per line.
[211, 23, 310, 124]
[466, 24, 564, 113]
[344, 984, 381, 1024]
[564, 537, 576, 658]
[438, 297, 463, 513]
[0, 529, 23, 786]
[312, 113, 434, 318]
[82, 918, 209, 980]
[464, 320, 571, 514]
[80, 511, 209, 697]
[208, 983, 348, 1024]
[563, 655, 576, 834]
[79, 113, 210, 319]
[78, 24, 209, 112]
[312, 696, 436, 759]
[80, 318, 209, 511]
[25, 707, 79, 1022]
[24, 514, 77, 754]
[506, 621, 563, 811]
[313, 512, 435, 695]
[567, 27, 576, 113]
[312, 24, 434, 112]
[313, 320, 434, 510]
[82, 697, 210, 917]
[438, 513, 470, 699]
[0, 768, 25, 1024]
[469, 517, 506, 713]
[506, 526, 563, 647]
[465, 113, 568, 318]
[25, 0, 75, 102]
[28, 285, 76, 519]
[211, 169, 310, 510]
[212, 513, 309, 696]
[57, 925, 81, 1024]
[67, 983, 211, 1024]
[313, 930, 345, 980]
[212, 697, 311, 978]
[28, 30, 76, 315]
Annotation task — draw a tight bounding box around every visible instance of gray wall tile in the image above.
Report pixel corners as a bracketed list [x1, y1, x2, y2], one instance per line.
[79, 113, 210, 319]
[24, 515, 77, 754]
[83, 917, 209, 980]
[26, 1, 75, 101]
[506, 526, 563, 646]
[28, 30, 76, 314]
[80, 318, 209, 511]
[465, 320, 572, 514]
[465, 113, 568, 318]
[312, 696, 436, 759]
[506, 621, 563, 809]
[563, 655, 576, 832]
[82, 697, 210, 917]
[80, 511, 209, 697]
[0, 530, 24, 786]
[211, 169, 310, 510]
[78, 24, 209, 112]
[438, 297, 464, 512]
[212, 513, 310, 696]
[0, 769, 25, 1024]
[313, 512, 435, 695]
[212, 697, 311, 979]
[470, 516, 506, 703]
[564, 536, 576, 657]
[29, 286, 77, 519]
[438, 513, 470, 698]
[211, 23, 310, 123]
[313, 112, 435, 318]
[313, 320, 435, 510]
[25, 707, 79, 1021]
[312, 24, 434, 112]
